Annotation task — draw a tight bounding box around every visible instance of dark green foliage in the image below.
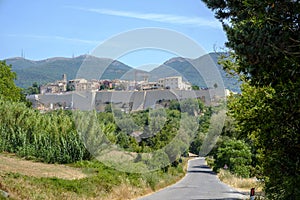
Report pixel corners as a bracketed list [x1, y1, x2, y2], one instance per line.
[169, 100, 181, 111]
[203, 0, 300, 86]
[202, 0, 300, 198]
[24, 82, 39, 95]
[116, 132, 131, 149]
[0, 61, 22, 102]
[148, 109, 166, 135]
[228, 83, 300, 198]
[104, 103, 113, 113]
[169, 98, 204, 115]
[214, 139, 252, 178]
[191, 85, 200, 90]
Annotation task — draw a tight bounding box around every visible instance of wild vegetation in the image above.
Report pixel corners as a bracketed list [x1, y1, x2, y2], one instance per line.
[0, 97, 212, 199]
[0, 157, 188, 200]
[217, 169, 264, 197]
[0, 95, 212, 165]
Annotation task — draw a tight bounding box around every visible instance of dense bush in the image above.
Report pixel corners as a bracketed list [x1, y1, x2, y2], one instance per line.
[214, 139, 252, 178]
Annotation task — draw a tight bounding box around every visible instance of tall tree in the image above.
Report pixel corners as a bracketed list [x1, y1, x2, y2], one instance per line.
[24, 82, 40, 95]
[0, 61, 22, 102]
[202, 0, 300, 199]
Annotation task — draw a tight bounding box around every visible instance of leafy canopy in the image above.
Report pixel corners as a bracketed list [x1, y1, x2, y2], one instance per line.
[0, 61, 22, 102]
[202, 0, 300, 199]
[215, 139, 252, 178]
[203, 0, 300, 86]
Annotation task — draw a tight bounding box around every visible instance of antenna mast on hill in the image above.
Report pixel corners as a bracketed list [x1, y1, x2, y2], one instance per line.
[21, 49, 25, 58]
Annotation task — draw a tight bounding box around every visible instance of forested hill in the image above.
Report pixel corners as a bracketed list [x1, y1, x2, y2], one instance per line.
[5, 55, 133, 88]
[5, 53, 241, 92]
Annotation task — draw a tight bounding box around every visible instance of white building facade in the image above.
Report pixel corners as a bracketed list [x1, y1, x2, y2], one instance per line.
[158, 76, 191, 90]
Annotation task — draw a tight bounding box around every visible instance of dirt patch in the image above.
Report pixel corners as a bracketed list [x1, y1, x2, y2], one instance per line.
[0, 154, 86, 180]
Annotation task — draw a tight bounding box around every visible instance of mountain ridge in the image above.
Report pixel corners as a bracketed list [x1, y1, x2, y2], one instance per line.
[4, 53, 241, 92]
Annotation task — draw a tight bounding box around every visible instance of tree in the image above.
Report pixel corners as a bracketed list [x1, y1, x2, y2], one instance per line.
[0, 61, 22, 102]
[202, 0, 300, 199]
[149, 109, 166, 135]
[24, 82, 40, 95]
[214, 139, 252, 178]
[180, 98, 202, 116]
[213, 83, 218, 89]
[191, 85, 200, 90]
[169, 100, 180, 111]
[147, 150, 170, 170]
[203, 0, 300, 86]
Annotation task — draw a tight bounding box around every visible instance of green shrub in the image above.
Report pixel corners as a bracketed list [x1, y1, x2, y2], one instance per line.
[214, 139, 252, 178]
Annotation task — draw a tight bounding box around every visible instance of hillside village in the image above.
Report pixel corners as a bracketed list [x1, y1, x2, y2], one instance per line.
[28, 74, 223, 112]
[39, 74, 192, 94]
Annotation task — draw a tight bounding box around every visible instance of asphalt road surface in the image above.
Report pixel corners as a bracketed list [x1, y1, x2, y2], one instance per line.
[138, 157, 247, 200]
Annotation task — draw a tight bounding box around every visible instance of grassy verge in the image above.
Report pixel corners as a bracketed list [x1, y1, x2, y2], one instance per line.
[218, 169, 264, 192]
[218, 169, 265, 200]
[206, 157, 265, 199]
[0, 157, 188, 200]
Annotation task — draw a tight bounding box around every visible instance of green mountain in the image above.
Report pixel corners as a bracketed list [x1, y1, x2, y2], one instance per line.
[5, 53, 240, 92]
[149, 53, 241, 92]
[5, 55, 133, 88]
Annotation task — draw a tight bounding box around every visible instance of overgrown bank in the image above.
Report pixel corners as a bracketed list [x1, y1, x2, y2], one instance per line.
[0, 154, 188, 200]
[0, 91, 213, 199]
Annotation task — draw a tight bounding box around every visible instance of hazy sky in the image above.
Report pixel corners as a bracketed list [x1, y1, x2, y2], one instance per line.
[0, 0, 227, 67]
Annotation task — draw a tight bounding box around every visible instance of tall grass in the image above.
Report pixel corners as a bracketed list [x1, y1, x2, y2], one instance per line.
[0, 99, 90, 163]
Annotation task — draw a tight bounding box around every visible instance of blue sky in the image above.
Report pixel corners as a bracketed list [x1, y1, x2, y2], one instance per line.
[0, 0, 227, 67]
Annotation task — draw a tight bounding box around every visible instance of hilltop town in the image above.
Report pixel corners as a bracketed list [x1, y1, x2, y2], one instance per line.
[27, 74, 222, 112]
[39, 74, 192, 94]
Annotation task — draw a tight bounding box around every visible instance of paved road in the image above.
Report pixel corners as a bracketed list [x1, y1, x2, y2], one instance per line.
[138, 158, 247, 200]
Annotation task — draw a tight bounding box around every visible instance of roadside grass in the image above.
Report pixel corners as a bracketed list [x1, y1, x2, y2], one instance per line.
[206, 157, 265, 199]
[218, 169, 265, 200]
[218, 169, 264, 192]
[0, 156, 188, 200]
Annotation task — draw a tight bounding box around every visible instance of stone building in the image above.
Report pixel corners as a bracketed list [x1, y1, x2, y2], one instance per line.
[158, 76, 191, 90]
[40, 74, 67, 94]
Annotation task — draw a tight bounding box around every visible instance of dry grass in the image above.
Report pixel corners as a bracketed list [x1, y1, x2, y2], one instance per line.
[0, 153, 86, 180]
[218, 169, 264, 193]
[104, 183, 150, 200]
[0, 153, 189, 200]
